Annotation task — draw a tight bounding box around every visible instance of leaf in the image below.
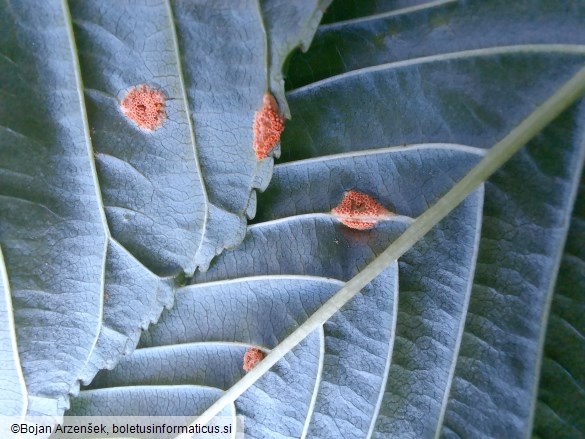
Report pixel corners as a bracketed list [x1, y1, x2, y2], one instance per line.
[70, 386, 234, 418]
[0, 0, 325, 421]
[441, 102, 585, 439]
[534, 175, 585, 438]
[5, 2, 585, 438]
[0, 247, 26, 417]
[288, 0, 585, 89]
[277, 11, 585, 435]
[0, 0, 108, 416]
[72, 146, 485, 438]
[319, 0, 437, 24]
[198, 7, 584, 438]
[281, 48, 585, 161]
[270, 2, 585, 435]
[184, 78, 585, 438]
[70, 0, 269, 275]
[77, 276, 352, 438]
[69, 0, 331, 271]
[69, 2, 585, 437]
[248, 146, 484, 436]
[262, 0, 333, 117]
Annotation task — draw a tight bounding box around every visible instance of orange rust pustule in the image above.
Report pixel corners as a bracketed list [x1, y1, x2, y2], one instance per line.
[253, 93, 285, 160]
[331, 191, 390, 230]
[120, 85, 166, 132]
[243, 348, 266, 372]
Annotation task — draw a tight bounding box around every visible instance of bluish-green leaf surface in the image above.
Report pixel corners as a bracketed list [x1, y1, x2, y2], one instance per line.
[0, 0, 325, 422]
[534, 175, 585, 439]
[69, 386, 234, 418]
[0, 247, 26, 417]
[281, 49, 585, 161]
[276, 2, 585, 437]
[319, 0, 436, 24]
[0, 0, 108, 416]
[288, 0, 585, 89]
[73, 1, 585, 438]
[3, 1, 585, 438]
[73, 145, 484, 438]
[262, 0, 332, 118]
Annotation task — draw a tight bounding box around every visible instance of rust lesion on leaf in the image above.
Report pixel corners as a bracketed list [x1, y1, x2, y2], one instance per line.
[243, 347, 266, 372]
[120, 85, 166, 132]
[253, 93, 285, 160]
[332, 190, 394, 230]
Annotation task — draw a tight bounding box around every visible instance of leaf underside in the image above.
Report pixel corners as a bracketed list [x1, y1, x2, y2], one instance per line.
[73, 2, 585, 438]
[1, 1, 584, 438]
[533, 175, 585, 439]
[0, 0, 327, 422]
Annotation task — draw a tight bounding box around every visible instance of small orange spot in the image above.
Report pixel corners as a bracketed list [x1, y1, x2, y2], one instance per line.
[331, 191, 393, 230]
[253, 93, 285, 160]
[120, 85, 166, 132]
[243, 348, 265, 372]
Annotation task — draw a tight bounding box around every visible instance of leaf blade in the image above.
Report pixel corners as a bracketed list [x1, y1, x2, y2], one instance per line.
[282, 47, 585, 161]
[0, 246, 26, 417]
[191, 65, 585, 431]
[442, 100, 585, 438]
[289, 0, 585, 89]
[69, 0, 211, 276]
[534, 175, 585, 438]
[0, 0, 108, 416]
[262, 0, 333, 117]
